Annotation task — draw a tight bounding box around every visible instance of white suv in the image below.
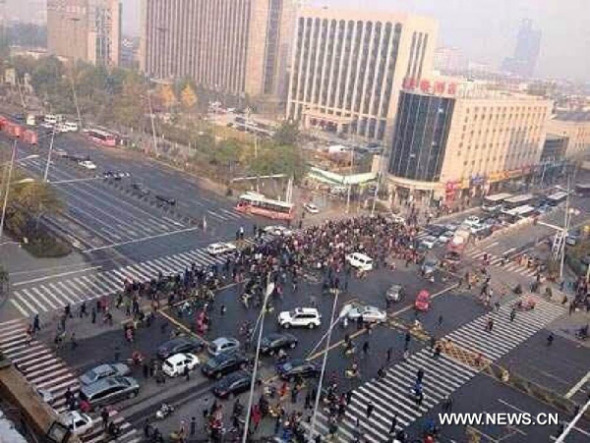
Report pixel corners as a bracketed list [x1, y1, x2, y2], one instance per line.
[278, 308, 321, 329]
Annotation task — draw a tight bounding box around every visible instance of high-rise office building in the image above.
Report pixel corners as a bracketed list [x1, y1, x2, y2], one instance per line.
[286, 7, 438, 142]
[546, 112, 590, 159]
[387, 79, 552, 205]
[47, 0, 121, 66]
[140, 0, 296, 107]
[501, 19, 541, 78]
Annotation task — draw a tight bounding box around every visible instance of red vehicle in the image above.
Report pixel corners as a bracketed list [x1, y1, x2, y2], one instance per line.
[236, 192, 294, 220]
[22, 129, 38, 145]
[414, 290, 430, 311]
[87, 128, 117, 147]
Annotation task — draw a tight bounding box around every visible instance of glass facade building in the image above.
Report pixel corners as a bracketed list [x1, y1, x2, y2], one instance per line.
[388, 91, 455, 182]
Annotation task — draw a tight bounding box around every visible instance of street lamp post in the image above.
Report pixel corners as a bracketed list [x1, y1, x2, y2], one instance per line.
[309, 289, 349, 438]
[43, 124, 57, 182]
[241, 277, 275, 443]
[0, 141, 17, 246]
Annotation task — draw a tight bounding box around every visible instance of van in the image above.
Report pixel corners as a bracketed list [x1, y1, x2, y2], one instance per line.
[44, 114, 58, 124]
[345, 252, 374, 271]
[64, 121, 79, 132]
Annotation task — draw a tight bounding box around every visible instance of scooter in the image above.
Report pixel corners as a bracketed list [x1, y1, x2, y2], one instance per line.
[155, 403, 174, 420]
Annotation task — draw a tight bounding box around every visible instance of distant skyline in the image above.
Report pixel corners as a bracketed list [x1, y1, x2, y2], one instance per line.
[6, 0, 590, 81]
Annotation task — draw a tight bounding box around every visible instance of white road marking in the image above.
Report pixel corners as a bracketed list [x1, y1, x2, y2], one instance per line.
[565, 371, 590, 399]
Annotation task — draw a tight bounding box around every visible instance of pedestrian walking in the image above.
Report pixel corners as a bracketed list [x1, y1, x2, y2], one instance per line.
[143, 363, 149, 379]
[415, 391, 424, 406]
[510, 308, 516, 322]
[386, 347, 393, 362]
[184, 365, 190, 381]
[190, 417, 196, 436]
[101, 407, 109, 429]
[114, 345, 120, 363]
[416, 368, 424, 383]
[362, 341, 370, 355]
[366, 402, 374, 419]
[33, 314, 40, 332]
[485, 318, 494, 332]
[345, 390, 352, 406]
[91, 307, 97, 324]
[442, 395, 453, 412]
[547, 332, 554, 346]
[70, 333, 77, 350]
[220, 304, 226, 315]
[389, 414, 398, 434]
[437, 315, 443, 327]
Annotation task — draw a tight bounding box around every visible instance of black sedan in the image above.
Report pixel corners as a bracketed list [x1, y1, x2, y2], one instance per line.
[277, 359, 319, 381]
[260, 333, 298, 355]
[157, 336, 206, 360]
[212, 371, 252, 399]
[201, 353, 249, 379]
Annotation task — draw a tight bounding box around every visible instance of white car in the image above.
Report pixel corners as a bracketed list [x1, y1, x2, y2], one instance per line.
[162, 353, 200, 377]
[388, 214, 406, 225]
[78, 160, 97, 170]
[64, 121, 79, 132]
[438, 231, 454, 244]
[345, 252, 374, 271]
[263, 225, 293, 237]
[278, 307, 321, 329]
[463, 215, 481, 227]
[420, 236, 438, 249]
[304, 203, 320, 214]
[60, 411, 93, 435]
[343, 304, 387, 323]
[206, 242, 237, 256]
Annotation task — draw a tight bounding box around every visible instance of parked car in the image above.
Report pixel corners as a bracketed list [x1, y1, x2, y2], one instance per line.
[342, 304, 387, 323]
[54, 148, 68, 158]
[78, 160, 97, 170]
[438, 231, 454, 244]
[463, 215, 481, 227]
[385, 284, 404, 303]
[80, 363, 130, 385]
[78, 376, 139, 409]
[201, 353, 249, 379]
[304, 203, 320, 214]
[208, 337, 240, 357]
[206, 242, 237, 256]
[36, 387, 55, 406]
[162, 353, 200, 377]
[277, 307, 321, 329]
[345, 252, 374, 271]
[425, 224, 446, 236]
[60, 411, 93, 435]
[387, 214, 406, 225]
[212, 371, 253, 399]
[263, 225, 293, 237]
[420, 236, 438, 249]
[444, 222, 460, 232]
[157, 336, 206, 360]
[277, 359, 319, 381]
[260, 333, 298, 355]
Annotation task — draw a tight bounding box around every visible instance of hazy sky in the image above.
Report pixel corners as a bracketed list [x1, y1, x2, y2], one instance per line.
[11, 0, 590, 81]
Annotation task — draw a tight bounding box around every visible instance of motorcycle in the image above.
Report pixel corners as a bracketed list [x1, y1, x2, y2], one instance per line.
[155, 403, 174, 420]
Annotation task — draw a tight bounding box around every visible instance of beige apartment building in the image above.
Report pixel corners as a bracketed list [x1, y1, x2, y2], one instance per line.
[546, 112, 590, 159]
[139, 0, 296, 108]
[47, 0, 121, 66]
[287, 7, 438, 142]
[387, 79, 553, 205]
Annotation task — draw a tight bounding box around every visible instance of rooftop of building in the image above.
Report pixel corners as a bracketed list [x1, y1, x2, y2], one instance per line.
[298, 5, 437, 27]
[553, 111, 590, 122]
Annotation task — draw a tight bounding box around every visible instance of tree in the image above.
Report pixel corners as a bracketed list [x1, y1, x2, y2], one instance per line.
[273, 122, 300, 146]
[158, 83, 177, 110]
[111, 71, 147, 129]
[180, 84, 198, 110]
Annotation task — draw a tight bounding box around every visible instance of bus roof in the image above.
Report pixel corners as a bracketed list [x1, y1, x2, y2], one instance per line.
[484, 193, 513, 202]
[239, 193, 293, 209]
[504, 205, 535, 216]
[87, 128, 114, 137]
[575, 183, 590, 190]
[504, 193, 534, 204]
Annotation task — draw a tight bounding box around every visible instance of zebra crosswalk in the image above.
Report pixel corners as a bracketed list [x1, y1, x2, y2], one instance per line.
[9, 240, 256, 318]
[0, 319, 139, 443]
[310, 297, 566, 442]
[466, 249, 539, 278]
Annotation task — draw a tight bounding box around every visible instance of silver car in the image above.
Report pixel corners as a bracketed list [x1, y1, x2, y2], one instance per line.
[385, 284, 404, 302]
[208, 337, 240, 357]
[80, 363, 131, 385]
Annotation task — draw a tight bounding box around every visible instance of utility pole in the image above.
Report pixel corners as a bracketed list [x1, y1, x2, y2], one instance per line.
[147, 91, 159, 157]
[43, 125, 57, 182]
[559, 177, 571, 282]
